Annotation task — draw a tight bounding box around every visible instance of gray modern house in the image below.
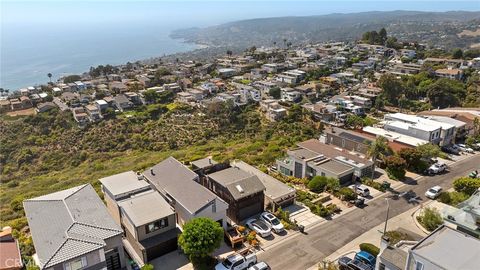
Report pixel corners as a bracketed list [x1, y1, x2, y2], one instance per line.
[99, 171, 180, 265]
[143, 157, 228, 229]
[23, 184, 125, 270]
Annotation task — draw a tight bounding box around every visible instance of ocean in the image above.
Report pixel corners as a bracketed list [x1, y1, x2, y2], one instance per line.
[1, 1, 478, 90]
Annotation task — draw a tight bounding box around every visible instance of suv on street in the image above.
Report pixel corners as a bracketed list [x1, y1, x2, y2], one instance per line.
[426, 162, 447, 175]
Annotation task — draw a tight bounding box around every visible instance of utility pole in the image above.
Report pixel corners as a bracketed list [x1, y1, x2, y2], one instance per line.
[383, 198, 390, 236]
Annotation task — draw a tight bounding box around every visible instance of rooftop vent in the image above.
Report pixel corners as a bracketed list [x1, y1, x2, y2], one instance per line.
[235, 185, 244, 193]
[136, 172, 144, 180]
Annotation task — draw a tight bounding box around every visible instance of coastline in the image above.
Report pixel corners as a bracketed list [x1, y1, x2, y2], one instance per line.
[1, 32, 209, 91]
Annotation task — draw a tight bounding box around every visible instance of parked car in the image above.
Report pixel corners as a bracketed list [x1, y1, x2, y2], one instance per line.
[456, 144, 474, 154]
[338, 256, 373, 270]
[442, 146, 460, 155]
[350, 185, 370, 197]
[216, 250, 257, 270]
[354, 251, 376, 267]
[469, 170, 480, 179]
[260, 212, 284, 233]
[247, 262, 270, 270]
[246, 218, 272, 238]
[426, 162, 447, 175]
[425, 186, 443, 199]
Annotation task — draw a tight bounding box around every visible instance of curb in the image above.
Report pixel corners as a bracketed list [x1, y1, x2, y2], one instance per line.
[411, 202, 434, 235]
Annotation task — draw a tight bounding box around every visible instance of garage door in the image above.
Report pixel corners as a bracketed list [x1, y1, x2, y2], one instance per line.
[238, 202, 263, 221]
[146, 237, 178, 261]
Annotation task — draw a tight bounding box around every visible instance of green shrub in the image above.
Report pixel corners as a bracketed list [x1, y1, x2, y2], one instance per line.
[453, 177, 480, 196]
[438, 191, 469, 206]
[385, 156, 406, 180]
[337, 187, 357, 201]
[141, 264, 154, 270]
[361, 177, 386, 192]
[308, 176, 328, 192]
[417, 207, 443, 231]
[359, 243, 380, 257]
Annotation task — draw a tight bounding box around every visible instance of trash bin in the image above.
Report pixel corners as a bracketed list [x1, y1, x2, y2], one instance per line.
[382, 181, 391, 189]
[298, 224, 305, 233]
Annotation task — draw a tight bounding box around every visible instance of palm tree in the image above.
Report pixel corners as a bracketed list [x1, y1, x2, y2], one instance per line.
[47, 73, 52, 83]
[366, 136, 393, 179]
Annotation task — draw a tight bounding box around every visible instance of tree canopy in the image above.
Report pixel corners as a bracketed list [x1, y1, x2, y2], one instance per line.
[178, 217, 223, 260]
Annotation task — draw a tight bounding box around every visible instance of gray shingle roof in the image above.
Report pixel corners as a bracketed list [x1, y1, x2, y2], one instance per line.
[207, 166, 265, 200]
[23, 184, 122, 269]
[230, 161, 295, 202]
[143, 157, 218, 214]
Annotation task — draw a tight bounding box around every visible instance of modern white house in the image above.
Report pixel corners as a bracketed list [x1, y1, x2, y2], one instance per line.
[383, 113, 455, 146]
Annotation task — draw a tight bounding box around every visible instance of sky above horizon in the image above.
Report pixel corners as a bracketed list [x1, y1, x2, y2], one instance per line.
[2, 1, 479, 27]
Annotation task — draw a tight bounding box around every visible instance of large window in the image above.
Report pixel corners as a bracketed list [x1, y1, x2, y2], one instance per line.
[145, 218, 168, 234]
[415, 261, 424, 270]
[64, 257, 87, 270]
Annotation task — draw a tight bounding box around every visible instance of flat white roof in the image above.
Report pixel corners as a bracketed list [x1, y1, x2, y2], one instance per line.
[363, 126, 428, 147]
[384, 120, 440, 132]
[386, 113, 454, 130]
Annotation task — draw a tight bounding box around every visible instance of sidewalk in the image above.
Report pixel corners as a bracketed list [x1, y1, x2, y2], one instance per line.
[316, 200, 432, 270]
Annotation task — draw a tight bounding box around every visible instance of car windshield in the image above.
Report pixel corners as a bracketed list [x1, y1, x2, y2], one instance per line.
[222, 258, 233, 268]
[254, 220, 269, 230]
[271, 218, 280, 225]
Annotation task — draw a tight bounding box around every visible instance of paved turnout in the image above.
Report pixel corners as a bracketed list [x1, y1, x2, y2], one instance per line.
[257, 154, 480, 270]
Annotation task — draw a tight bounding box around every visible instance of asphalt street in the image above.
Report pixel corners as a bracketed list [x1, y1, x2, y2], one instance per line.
[258, 154, 480, 270]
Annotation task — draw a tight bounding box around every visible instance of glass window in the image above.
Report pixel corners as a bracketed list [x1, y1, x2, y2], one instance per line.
[145, 218, 168, 234]
[64, 257, 87, 270]
[415, 261, 424, 270]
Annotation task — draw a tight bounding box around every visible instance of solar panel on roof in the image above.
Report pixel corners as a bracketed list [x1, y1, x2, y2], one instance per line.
[339, 131, 372, 144]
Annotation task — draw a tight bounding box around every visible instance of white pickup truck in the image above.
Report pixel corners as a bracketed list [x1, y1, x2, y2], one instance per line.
[215, 249, 257, 270]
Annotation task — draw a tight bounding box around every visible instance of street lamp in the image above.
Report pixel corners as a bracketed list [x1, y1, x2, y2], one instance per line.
[383, 198, 390, 236]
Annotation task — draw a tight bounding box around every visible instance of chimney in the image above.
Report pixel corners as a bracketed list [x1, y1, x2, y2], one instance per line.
[150, 168, 155, 176]
[136, 172, 144, 180]
[380, 235, 390, 251]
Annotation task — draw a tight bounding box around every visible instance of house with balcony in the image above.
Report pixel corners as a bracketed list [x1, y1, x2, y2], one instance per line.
[205, 164, 266, 223]
[143, 157, 228, 229]
[99, 171, 181, 264]
[277, 139, 374, 181]
[23, 184, 126, 270]
[384, 113, 455, 146]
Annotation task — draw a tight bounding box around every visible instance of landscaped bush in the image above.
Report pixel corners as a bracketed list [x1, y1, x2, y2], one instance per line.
[416, 207, 443, 232]
[296, 189, 319, 203]
[385, 230, 414, 245]
[453, 177, 480, 196]
[359, 243, 380, 257]
[336, 187, 357, 201]
[308, 176, 328, 192]
[361, 177, 386, 192]
[437, 191, 469, 206]
[385, 156, 407, 180]
[397, 148, 428, 173]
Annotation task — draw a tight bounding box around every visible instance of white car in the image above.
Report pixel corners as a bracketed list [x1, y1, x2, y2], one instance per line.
[425, 186, 442, 199]
[260, 212, 284, 233]
[426, 163, 447, 175]
[246, 218, 272, 238]
[456, 144, 474, 154]
[248, 262, 270, 270]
